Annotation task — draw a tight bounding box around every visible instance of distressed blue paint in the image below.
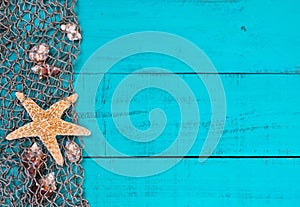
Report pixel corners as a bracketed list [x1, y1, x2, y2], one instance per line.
[76, 0, 300, 206]
[77, 0, 300, 73]
[75, 74, 300, 157]
[83, 158, 300, 207]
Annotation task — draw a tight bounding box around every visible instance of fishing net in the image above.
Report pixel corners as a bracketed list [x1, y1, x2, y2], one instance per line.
[0, 0, 89, 206]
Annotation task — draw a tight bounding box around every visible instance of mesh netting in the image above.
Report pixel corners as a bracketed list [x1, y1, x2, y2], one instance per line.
[0, 0, 89, 206]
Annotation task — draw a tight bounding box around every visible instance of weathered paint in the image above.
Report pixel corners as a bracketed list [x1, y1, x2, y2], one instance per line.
[76, 0, 300, 206]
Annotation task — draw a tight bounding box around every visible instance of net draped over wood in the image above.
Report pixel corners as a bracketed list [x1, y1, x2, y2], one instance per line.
[0, 0, 88, 206]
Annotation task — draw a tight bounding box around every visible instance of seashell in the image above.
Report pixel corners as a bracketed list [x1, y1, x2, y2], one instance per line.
[60, 24, 66, 31]
[65, 23, 77, 34]
[30, 63, 50, 78]
[30, 64, 60, 79]
[31, 65, 40, 73]
[29, 43, 49, 62]
[65, 141, 81, 163]
[38, 64, 52, 79]
[50, 66, 60, 76]
[67, 31, 82, 41]
[28, 52, 47, 62]
[61, 23, 82, 41]
[37, 43, 49, 55]
[32, 172, 57, 203]
[22, 143, 46, 177]
[38, 172, 57, 192]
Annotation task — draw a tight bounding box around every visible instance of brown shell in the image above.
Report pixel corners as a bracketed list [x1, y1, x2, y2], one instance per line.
[31, 172, 57, 204]
[22, 143, 46, 177]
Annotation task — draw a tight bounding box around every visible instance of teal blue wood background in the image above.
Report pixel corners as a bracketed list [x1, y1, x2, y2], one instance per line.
[76, 0, 300, 206]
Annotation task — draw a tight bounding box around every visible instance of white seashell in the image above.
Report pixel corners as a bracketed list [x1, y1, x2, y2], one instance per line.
[65, 23, 77, 34]
[29, 43, 49, 62]
[67, 31, 82, 41]
[31, 65, 41, 73]
[75, 32, 82, 40]
[37, 43, 49, 54]
[67, 33, 74, 41]
[39, 172, 57, 191]
[28, 50, 36, 61]
[65, 141, 81, 163]
[61, 22, 82, 41]
[31, 143, 40, 151]
[60, 24, 66, 31]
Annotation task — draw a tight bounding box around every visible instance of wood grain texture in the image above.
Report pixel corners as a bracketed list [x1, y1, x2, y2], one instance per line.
[75, 0, 300, 206]
[76, 0, 300, 74]
[75, 73, 300, 157]
[82, 158, 300, 207]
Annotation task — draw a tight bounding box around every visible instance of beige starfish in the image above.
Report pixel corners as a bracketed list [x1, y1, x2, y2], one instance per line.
[6, 92, 91, 166]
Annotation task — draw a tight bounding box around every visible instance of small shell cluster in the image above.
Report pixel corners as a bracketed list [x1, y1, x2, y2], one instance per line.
[22, 141, 83, 203]
[32, 172, 57, 203]
[37, 172, 57, 193]
[65, 141, 81, 163]
[29, 43, 49, 62]
[60, 23, 82, 41]
[23, 143, 57, 203]
[29, 43, 60, 79]
[31, 64, 60, 79]
[22, 143, 46, 177]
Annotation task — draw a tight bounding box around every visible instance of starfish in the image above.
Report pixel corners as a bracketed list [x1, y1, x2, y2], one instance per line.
[6, 92, 91, 166]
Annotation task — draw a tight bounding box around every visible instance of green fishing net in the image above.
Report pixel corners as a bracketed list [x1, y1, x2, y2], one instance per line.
[0, 0, 89, 206]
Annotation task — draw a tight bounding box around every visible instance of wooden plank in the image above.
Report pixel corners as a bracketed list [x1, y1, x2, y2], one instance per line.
[82, 158, 300, 207]
[74, 73, 300, 157]
[76, 0, 300, 74]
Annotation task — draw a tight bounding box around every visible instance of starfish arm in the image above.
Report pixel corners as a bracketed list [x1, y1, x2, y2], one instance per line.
[55, 120, 91, 136]
[6, 122, 38, 140]
[41, 134, 64, 166]
[16, 92, 45, 121]
[46, 94, 78, 118]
